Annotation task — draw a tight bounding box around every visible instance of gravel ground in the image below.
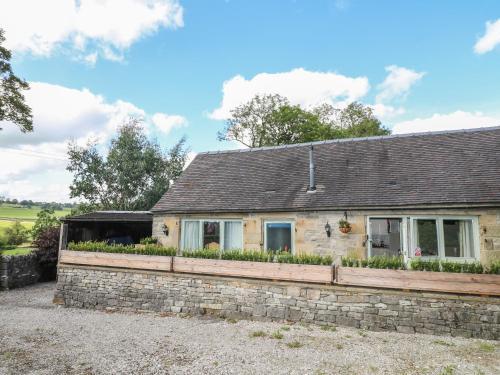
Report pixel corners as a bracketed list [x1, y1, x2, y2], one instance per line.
[0, 283, 499, 375]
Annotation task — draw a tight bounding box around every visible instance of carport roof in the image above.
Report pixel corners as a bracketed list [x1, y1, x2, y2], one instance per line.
[62, 211, 152, 222]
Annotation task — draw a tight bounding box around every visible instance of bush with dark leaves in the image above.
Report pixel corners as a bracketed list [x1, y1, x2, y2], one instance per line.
[33, 227, 60, 281]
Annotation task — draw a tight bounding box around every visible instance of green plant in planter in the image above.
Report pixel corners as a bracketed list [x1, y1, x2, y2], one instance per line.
[140, 237, 158, 245]
[341, 257, 360, 267]
[440, 260, 463, 273]
[486, 260, 500, 275]
[461, 262, 483, 274]
[338, 219, 352, 233]
[410, 258, 441, 272]
[367, 255, 405, 270]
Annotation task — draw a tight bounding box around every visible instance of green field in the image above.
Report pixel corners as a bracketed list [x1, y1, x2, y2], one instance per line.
[0, 204, 69, 250]
[0, 203, 70, 221]
[0, 247, 33, 256]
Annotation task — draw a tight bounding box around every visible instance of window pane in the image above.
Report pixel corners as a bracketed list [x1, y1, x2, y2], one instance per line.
[443, 219, 475, 258]
[224, 221, 242, 250]
[203, 221, 220, 250]
[415, 219, 438, 256]
[183, 221, 200, 250]
[369, 218, 402, 257]
[266, 223, 292, 252]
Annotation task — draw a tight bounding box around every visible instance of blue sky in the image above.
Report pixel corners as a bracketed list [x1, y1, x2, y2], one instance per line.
[1, 0, 499, 201]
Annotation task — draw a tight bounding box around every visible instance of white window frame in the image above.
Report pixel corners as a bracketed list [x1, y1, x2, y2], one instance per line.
[367, 216, 409, 261]
[366, 215, 480, 262]
[263, 220, 295, 254]
[180, 219, 243, 252]
[410, 216, 480, 261]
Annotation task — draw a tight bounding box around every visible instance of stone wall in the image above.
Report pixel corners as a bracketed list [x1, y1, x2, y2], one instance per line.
[0, 253, 41, 290]
[55, 265, 500, 340]
[153, 208, 500, 265]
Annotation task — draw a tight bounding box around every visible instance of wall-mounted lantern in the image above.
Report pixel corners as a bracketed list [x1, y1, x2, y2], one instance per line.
[162, 224, 169, 236]
[325, 221, 331, 238]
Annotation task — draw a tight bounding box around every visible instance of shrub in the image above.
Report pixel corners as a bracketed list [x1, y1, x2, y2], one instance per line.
[411, 259, 485, 274]
[31, 208, 59, 240]
[341, 257, 360, 267]
[367, 255, 405, 270]
[486, 260, 500, 275]
[33, 227, 60, 281]
[221, 250, 271, 262]
[4, 221, 29, 245]
[276, 252, 332, 265]
[460, 262, 483, 274]
[341, 255, 405, 270]
[440, 260, 463, 273]
[140, 237, 158, 245]
[67, 241, 177, 256]
[409, 258, 441, 272]
[181, 249, 220, 259]
[181, 249, 332, 265]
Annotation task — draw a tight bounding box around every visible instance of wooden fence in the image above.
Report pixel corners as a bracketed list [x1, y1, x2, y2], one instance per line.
[59, 251, 500, 295]
[336, 267, 500, 296]
[174, 257, 333, 284]
[59, 251, 173, 272]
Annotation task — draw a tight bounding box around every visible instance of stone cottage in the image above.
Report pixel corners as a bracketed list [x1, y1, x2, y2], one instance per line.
[152, 126, 500, 265]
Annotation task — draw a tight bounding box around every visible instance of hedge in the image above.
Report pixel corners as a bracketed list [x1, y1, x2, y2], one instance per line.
[341, 255, 499, 275]
[67, 241, 177, 256]
[182, 249, 332, 265]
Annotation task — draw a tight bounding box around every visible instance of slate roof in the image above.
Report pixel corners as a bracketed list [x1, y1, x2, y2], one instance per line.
[62, 211, 152, 222]
[152, 127, 500, 213]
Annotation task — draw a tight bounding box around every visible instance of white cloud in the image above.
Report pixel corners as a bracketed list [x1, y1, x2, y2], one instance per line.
[0, 82, 146, 147]
[209, 68, 370, 120]
[371, 104, 405, 120]
[376, 65, 425, 103]
[152, 113, 188, 134]
[0, 82, 187, 201]
[0, 0, 183, 62]
[474, 19, 500, 54]
[392, 111, 500, 134]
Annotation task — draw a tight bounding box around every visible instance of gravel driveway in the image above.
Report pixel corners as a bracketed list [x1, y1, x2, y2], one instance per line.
[0, 283, 498, 375]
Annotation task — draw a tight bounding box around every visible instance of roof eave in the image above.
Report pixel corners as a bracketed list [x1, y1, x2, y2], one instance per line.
[151, 201, 500, 215]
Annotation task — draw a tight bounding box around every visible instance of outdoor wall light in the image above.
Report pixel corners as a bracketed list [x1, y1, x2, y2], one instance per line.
[325, 221, 331, 238]
[162, 224, 169, 236]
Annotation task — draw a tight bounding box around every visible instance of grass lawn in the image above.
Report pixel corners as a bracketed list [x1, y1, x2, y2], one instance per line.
[0, 247, 33, 256]
[0, 204, 70, 221]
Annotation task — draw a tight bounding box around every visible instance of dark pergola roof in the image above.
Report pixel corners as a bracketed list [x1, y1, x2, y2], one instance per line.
[62, 211, 152, 222]
[152, 126, 500, 213]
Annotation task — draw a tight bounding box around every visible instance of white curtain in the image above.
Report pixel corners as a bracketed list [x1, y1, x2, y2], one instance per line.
[183, 221, 200, 250]
[460, 220, 474, 258]
[224, 221, 242, 250]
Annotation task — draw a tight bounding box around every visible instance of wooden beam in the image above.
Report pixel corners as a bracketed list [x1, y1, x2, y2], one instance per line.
[336, 267, 500, 296]
[59, 250, 172, 272]
[173, 257, 332, 284]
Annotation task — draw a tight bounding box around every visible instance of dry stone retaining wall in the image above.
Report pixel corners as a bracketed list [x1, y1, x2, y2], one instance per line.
[55, 265, 500, 340]
[0, 253, 41, 290]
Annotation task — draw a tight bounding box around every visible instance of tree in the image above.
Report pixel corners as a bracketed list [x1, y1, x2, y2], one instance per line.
[217, 94, 289, 147]
[0, 29, 33, 132]
[32, 208, 59, 240]
[316, 102, 390, 139]
[67, 118, 189, 211]
[218, 94, 390, 148]
[4, 221, 29, 245]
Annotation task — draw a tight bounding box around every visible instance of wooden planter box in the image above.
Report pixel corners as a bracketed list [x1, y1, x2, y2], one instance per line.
[59, 250, 173, 272]
[336, 267, 500, 296]
[173, 257, 333, 284]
